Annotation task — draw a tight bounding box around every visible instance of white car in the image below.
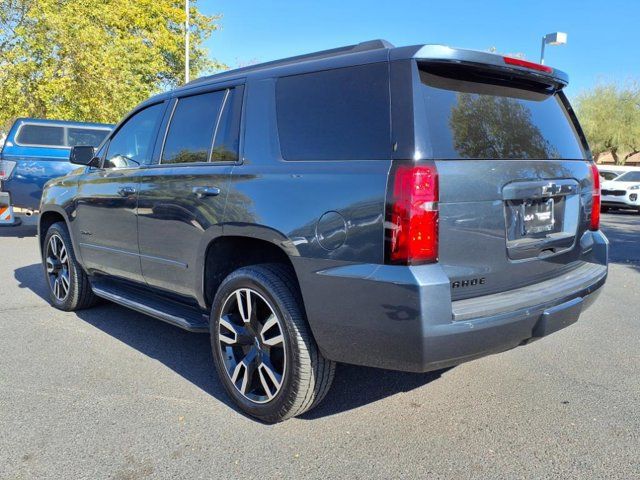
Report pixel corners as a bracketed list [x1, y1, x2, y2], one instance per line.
[601, 170, 640, 212]
[597, 167, 624, 182]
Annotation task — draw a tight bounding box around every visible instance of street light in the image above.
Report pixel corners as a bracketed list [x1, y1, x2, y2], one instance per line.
[540, 32, 567, 64]
[185, 0, 190, 83]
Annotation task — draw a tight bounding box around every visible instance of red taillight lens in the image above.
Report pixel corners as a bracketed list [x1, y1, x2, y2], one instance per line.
[589, 162, 600, 231]
[386, 163, 439, 265]
[503, 56, 554, 74]
[0, 160, 17, 181]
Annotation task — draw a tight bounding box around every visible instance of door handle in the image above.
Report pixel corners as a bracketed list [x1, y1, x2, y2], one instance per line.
[117, 186, 136, 197]
[193, 186, 221, 198]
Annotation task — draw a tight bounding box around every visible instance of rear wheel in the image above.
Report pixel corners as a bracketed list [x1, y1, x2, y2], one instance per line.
[210, 264, 335, 423]
[42, 222, 97, 311]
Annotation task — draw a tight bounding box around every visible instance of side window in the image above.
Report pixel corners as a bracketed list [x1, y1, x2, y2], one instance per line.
[162, 91, 226, 164]
[212, 87, 243, 162]
[275, 63, 391, 160]
[66, 128, 110, 147]
[104, 103, 164, 168]
[16, 124, 65, 147]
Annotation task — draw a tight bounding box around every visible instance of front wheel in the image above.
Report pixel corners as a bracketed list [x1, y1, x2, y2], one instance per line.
[210, 264, 335, 423]
[42, 222, 97, 311]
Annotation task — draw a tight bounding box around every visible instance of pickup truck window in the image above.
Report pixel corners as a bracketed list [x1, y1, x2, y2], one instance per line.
[104, 103, 164, 168]
[16, 124, 110, 148]
[67, 128, 110, 147]
[162, 90, 225, 164]
[16, 124, 65, 147]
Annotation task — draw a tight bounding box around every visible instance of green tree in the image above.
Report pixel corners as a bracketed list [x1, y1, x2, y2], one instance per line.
[0, 0, 225, 131]
[575, 83, 640, 165]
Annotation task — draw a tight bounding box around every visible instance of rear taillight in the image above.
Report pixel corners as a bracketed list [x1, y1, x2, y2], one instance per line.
[503, 56, 553, 74]
[589, 162, 600, 231]
[385, 163, 439, 265]
[0, 160, 17, 181]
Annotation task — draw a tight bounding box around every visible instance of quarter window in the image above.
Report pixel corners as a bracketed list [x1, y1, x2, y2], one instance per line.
[104, 103, 164, 168]
[162, 91, 226, 164]
[275, 63, 391, 160]
[212, 87, 243, 162]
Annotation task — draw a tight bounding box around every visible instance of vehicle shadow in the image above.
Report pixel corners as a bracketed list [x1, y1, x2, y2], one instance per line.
[14, 262, 449, 420]
[0, 224, 37, 238]
[299, 365, 449, 420]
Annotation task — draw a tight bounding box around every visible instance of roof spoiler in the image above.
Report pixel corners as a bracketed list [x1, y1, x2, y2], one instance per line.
[411, 45, 569, 89]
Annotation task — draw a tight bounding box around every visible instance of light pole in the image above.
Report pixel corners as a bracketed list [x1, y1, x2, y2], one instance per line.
[185, 0, 190, 83]
[540, 32, 567, 64]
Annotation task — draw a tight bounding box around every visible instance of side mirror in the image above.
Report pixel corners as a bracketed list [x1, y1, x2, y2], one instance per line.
[70, 145, 99, 167]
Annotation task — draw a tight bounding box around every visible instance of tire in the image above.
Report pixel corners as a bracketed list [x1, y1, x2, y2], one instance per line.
[210, 263, 335, 423]
[42, 222, 97, 311]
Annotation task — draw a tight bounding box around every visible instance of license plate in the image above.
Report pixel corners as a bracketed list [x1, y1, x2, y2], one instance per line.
[522, 198, 554, 234]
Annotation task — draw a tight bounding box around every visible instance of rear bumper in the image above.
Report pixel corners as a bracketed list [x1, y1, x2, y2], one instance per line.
[295, 230, 608, 372]
[0, 159, 76, 210]
[0, 192, 22, 226]
[2, 176, 45, 211]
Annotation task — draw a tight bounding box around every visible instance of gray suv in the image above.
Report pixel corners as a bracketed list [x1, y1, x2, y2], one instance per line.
[39, 40, 608, 422]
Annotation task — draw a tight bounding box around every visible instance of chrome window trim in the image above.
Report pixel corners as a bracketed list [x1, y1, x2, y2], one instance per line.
[14, 122, 111, 149]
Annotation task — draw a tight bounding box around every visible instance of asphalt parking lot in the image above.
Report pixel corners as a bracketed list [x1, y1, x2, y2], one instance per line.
[1, 213, 639, 480]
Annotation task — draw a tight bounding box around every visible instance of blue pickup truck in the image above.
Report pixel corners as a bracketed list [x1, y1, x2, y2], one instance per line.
[0, 118, 113, 212]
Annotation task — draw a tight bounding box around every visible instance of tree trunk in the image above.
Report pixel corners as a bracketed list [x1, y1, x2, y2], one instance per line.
[611, 149, 621, 165]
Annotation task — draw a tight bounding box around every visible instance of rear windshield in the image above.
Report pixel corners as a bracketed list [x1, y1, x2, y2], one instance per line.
[16, 123, 109, 148]
[614, 171, 640, 182]
[418, 65, 586, 160]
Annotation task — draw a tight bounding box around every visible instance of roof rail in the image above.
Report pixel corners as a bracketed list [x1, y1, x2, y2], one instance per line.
[186, 39, 394, 87]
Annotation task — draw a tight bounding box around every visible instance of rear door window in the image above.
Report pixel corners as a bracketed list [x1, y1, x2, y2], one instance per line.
[276, 63, 391, 160]
[418, 64, 586, 160]
[162, 91, 226, 164]
[16, 124, 65, 147]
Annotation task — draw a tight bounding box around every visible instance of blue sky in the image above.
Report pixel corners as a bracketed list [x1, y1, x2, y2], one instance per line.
[200, 0, 640, 99]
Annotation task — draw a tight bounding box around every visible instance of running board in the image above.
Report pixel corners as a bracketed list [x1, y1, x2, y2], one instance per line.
[91, 280, 209, 333]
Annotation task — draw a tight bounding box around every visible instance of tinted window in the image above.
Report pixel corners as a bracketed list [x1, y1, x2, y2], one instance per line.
[276, 63, 391, 160]
[104, 103, 164, 168]
[211, 88, 242, 162]
[599, 171, 619, 181]
[162, 91, 225, 164]
[614, 171, 640, 182]
[418, 65, 585, 160]
[17, 124, 64, 147]
[67, 128, 110, 147]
